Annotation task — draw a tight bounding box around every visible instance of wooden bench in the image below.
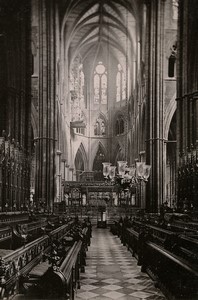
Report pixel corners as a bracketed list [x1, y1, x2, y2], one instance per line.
[0, 213, 29, 225]
[24, 226, 90, 299]
[12, 219, 47, 249]
[142, 241, 198, 299]
[11, 217, 73, 249]
[125, 227, 139, 259]
[41, 240, 83, 299]
[0, 214, 70, 251]
[0, 220, 74, 300]
[0, 227, 12, 249]
[120, 219, 198, 299]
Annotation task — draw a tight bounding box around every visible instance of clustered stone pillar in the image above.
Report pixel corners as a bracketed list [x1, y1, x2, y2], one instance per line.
[34, 0, 56, 212]
[145, 0, 166, 212]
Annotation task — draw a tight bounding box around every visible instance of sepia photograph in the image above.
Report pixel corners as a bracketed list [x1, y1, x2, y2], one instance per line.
[0, 0, 197, 299]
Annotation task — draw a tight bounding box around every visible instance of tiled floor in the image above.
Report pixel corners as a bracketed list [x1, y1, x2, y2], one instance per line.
[76, 227, 167, 300]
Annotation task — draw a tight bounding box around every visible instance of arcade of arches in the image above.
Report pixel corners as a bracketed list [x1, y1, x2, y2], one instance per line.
[4, 0, 198, 213]
[0, 0, 185, 215]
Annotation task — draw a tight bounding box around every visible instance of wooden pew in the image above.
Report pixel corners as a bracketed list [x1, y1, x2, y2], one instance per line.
[0, 227, 12, 249]
[28, 226, 90, 299]
[0, 220, 74, 300]
[125, 227, 139, 259]
[121, 219, 198, 299]
[19, 222, 90, 298]
[12, 219, 47, 249]
[173, 234, 198, 264]
[0, 213, 29, 226]
[0, 213, 68, 251]
[11, 215, 69, 249]
[0, 235, 50, 299]
[142, 241, 198, 299]
[41, 240, 83, 299]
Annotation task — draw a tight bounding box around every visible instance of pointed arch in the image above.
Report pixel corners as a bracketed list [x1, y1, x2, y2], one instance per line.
[92, 142, 107, 181]
[75, 143, 88, 169]
[74, 143, 88, 181]
[113, 143, 125, 165]
[75, 150, 84, 181]
[91, 141, 107, 167]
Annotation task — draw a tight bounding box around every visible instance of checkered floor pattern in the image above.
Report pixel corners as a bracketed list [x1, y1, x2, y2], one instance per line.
[76, 228, 167, 300]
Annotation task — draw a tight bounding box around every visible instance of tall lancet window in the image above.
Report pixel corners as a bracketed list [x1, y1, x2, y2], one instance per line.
[70, 57, 85, 124]
[94, 62, 107, 104]
[116, 64, 126, 102]
[79, 64, 85, 105]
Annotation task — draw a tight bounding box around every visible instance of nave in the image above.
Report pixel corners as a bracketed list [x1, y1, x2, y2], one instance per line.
[76, 228, 166, 300]
[1, 0, 198, 299]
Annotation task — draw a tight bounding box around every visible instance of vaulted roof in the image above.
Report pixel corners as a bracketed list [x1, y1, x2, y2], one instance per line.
[60, 0, 142, 71]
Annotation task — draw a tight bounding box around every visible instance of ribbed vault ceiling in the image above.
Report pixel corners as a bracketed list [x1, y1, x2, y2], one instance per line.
[60, 0, 141, 71]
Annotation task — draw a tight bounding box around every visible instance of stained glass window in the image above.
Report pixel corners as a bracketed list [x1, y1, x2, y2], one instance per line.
[70, 57, 85, 128]
[94, 74, 100, 103]
[101, 74, 107, 104]
[116, 64, 126, 102]
[94, 62, 107, 104]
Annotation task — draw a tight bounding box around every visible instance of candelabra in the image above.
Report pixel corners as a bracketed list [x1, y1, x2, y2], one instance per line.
[102, 161, 151, 190]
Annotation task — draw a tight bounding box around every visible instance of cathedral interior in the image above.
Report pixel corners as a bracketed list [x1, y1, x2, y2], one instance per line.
[0, 0, 198, 299]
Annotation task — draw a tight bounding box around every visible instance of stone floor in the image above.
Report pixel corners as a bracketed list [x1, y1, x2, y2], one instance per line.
[76, 227, 167, 300]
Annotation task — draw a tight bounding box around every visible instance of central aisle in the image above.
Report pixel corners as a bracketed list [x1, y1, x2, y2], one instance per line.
[76, 228, 167, 300]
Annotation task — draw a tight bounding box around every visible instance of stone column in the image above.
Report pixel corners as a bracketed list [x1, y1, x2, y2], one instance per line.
[61, 159, 66, 201]
[34, 0, 56, 212]
[56, 150, 62, 203]
[65, 164, 69, 181]
[145, 0, 166, 212]
[193, 93, 198, 145]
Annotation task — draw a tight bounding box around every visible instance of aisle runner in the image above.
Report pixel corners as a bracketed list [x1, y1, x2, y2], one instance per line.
[76, 228, 166, 300]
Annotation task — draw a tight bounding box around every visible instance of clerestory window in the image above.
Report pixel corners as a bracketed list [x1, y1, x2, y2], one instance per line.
[94, 62, 107, 104]
[116, 64, 126, 102]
